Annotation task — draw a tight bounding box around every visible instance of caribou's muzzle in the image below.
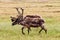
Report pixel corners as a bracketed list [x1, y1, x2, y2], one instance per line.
[12, 22, 16, 26]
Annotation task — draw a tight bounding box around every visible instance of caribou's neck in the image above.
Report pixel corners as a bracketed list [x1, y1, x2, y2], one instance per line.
[21, 9, 24, 20]
[19, 20, 25, 26]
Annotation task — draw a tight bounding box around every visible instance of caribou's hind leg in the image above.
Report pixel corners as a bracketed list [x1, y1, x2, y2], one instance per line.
[22, 27, 25, 35]
[39, 28, 43, 33]
[39, 25, 47, 34]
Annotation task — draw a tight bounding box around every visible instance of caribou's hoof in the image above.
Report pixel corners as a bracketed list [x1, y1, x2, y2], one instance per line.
[22, 33, 25, 35]
[45, 30, 47, 34]
[39, 32, 41, 34]
[28, 33, 29, 35]
[45, 31, 47, 34]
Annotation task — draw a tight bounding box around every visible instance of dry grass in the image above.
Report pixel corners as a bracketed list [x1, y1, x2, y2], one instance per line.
[0, 1, 60, 17]
[0, 1, 60, 40]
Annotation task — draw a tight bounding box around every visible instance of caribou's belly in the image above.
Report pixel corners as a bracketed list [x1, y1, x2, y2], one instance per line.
[30, 23, 39, 27]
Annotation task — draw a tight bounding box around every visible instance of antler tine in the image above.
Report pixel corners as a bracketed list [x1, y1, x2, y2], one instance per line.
[20, 8, 24, 10]
[14, 7, 19, 10]
[15, 8, 19, 10]
[15, 7, 21, 14]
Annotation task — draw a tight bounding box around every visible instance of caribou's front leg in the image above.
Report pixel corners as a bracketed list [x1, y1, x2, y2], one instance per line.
[28, 27, 31, 34]
[22, 27, 25, 35]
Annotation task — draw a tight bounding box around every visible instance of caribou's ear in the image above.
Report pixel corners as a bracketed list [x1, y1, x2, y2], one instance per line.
[10, 16, 13, 18]
[17, 15, 19, 17]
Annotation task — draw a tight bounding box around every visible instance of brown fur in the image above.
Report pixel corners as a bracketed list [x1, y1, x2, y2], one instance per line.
[11, 15, 47, 35]
[10, 8, 47, 35]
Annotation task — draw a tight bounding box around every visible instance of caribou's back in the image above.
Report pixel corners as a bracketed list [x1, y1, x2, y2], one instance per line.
[25, 15, 41, 18]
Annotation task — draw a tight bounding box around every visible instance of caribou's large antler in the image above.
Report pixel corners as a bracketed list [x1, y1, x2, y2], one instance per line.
[16, 8, 21, 14]
[15, 7, 24, 20]
[20, 8, 24, 20]
[20, 8, 24, 15]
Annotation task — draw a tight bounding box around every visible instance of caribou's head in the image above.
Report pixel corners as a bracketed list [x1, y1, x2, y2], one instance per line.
[10, 16, 17, 22]
[10, 16, 17, 26]
[10, 8, 24, 26]
[11, 18, 18, 26]
[11, 16, 23, 26]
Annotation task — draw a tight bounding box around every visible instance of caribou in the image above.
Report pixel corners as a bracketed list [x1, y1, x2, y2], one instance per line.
[10, 8, 47, 35]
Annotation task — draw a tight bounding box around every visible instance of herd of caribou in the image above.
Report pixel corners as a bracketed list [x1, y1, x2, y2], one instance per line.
[10, 8, 47, 35]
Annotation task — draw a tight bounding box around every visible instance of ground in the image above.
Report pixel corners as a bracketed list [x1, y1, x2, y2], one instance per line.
[0, 1, 60, 40]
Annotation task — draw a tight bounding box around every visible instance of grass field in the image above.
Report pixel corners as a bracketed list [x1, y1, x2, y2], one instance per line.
[0, 1, 60, 40]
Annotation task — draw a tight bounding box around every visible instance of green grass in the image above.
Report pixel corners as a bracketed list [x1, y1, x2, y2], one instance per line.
[0, 15, 60, 40]
[0, 1, 60, 40]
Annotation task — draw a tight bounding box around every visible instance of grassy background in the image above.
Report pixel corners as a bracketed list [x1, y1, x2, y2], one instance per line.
[0, 1, 60, 40]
